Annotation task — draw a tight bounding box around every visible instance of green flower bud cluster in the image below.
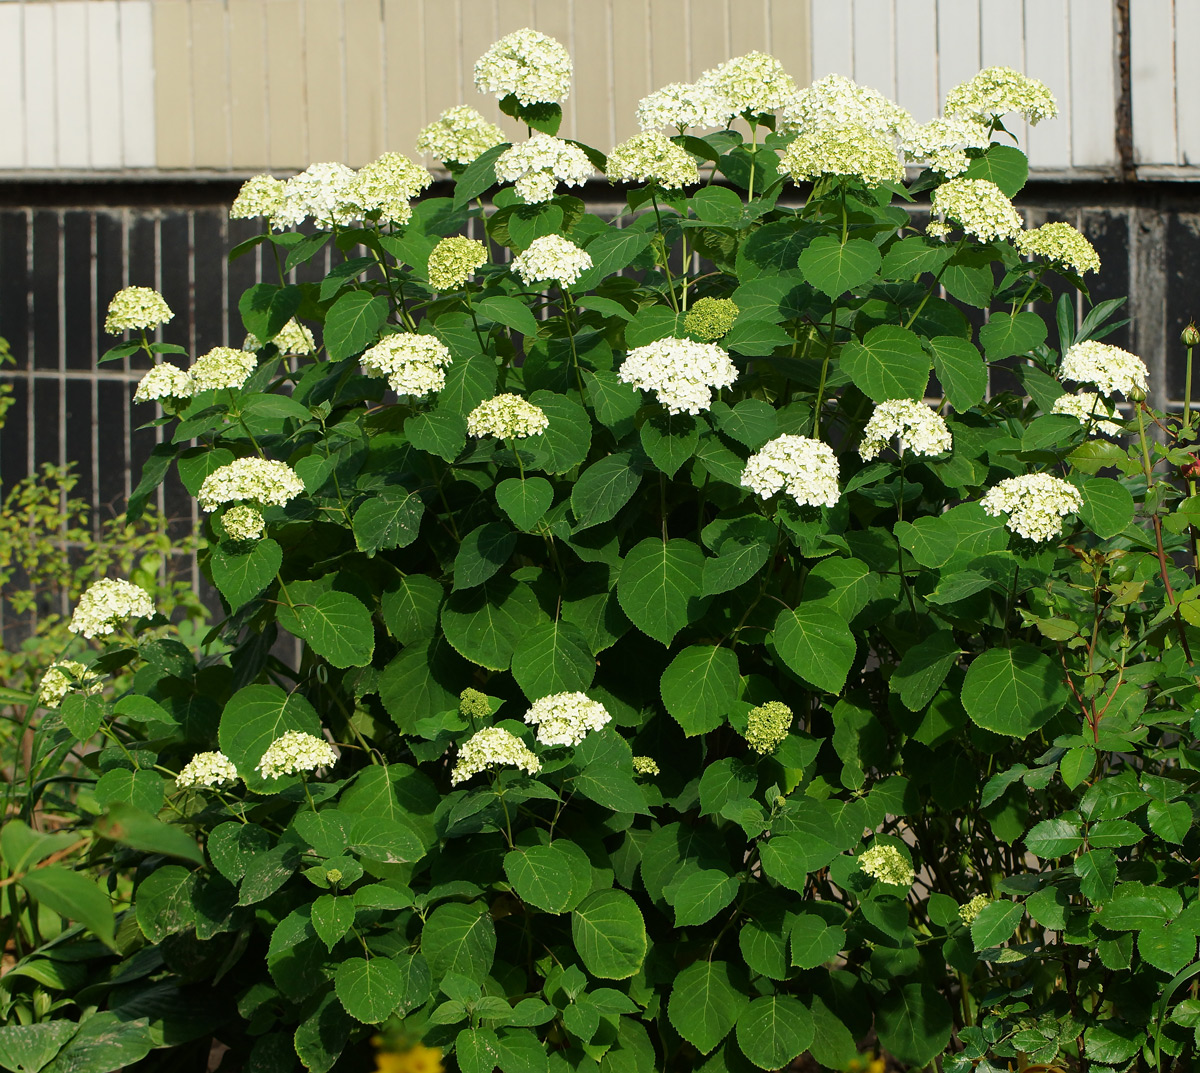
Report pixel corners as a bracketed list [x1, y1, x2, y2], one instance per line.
[684, 297, 739, 342]
[459, 687, 491, 719]
[744, 700, 793, 754]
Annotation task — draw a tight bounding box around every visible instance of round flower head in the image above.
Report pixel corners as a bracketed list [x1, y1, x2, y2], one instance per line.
[450, 726, 542, 785]
[467, 394, 549, 440]
[945, 66, 1058, 126]
[745, 701, 793, 755]
[359, 333, 453, 398]
[494, 134, 593, 204]
[230, 174, 288, 227]
[256, 730, 337, 780]
[617, 336, 738, 415]
[197, 457, 306, 511]
[859, 399, 953, 461]
[37, 660, 103, 709]
[220, 504, 266, 542]
[133, 362, 193, 404]
[474, 27, 572, 106]
[1058, 340, 1149, 399]
[741, 434, 840, 508]
[980, 473, 1082, 542]
[1015, 222, 1101, 276]
[782, 74, 914, 139]
[68, 578, 155, 639]
[417, 105, 507, 166]
[696, 51, 798, 124]
[459, 688, 492, 719]
[1051, 391, 1122, 437]
[275, 162, 359, 229]
[188, 347, 257, 392]
[606, 132, 700, 189]
[958, 894, 991, 926]
[104, 287, 174, 335]
[928, 177, 1022, 243]
[524, 692, 611, 747]
[632, 756, 660, 776]
[244, 318, 317, 357]
[637, 81, 728, 133]
[778, 124, 904, 187]
[684, 297, 739, 342]
[510, 234, 593, 288]
[176, 750, 240, 789]
[858, 844, 915, 887]
[427, 236, 488, 291]
[346, 152, 432, 227]
[902, 117, 991, 178]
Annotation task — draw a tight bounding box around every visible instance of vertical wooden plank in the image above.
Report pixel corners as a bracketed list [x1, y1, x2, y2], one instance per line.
[422, 0, 459, 136]
[1069, 0, 1116, 168]
[459, 0, 499, 121]
[1023, 0, 1071, 169]
[611, 0, 651, 141]
[266, 0, 307, 168]
[87, 3, 123, 169]
[730, 0, 768, 56]
[120, 1, 157, 168]
[852, 0, 896, 97]
[895, 0, 938, 119]
[305, 0, 346, 161]
[1174, 0, 1200, 165]
[384, 0, 426, 155]
[810, 1, 852, 79]
[1129, 0, 1176, 165]
[152, 0, 193, 168]
[0, 6, 25, 169]
[979, 0, 1027, 145]
[495, 0, 536, 36]
[690, 0, 730, 77]
[572, 0, 613, 148]
[936, 0, 981, 105]
[24, 2, 57, 168]
[54, 2, 90, 168]
[649, 0, 688, 89]
[345, 0, 383, 163]
[771, 0, 811, 90]
[531, 0, 573, 132]
[191, 0, 231, 169]
[229, 0, 269, 168]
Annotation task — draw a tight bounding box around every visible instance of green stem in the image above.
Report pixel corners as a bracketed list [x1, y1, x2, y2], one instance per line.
[812, 300, 838, 437]
[1186, 345, 1195, 430]
[649, 190, 680, 314]
[560, 289, 588, 407]
[747, 121, 758, 202]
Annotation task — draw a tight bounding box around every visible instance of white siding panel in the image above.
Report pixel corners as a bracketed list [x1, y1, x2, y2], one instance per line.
[54, 3, 91, 168]
[1174, 0, 1200, 164]
[1024, 0, 1071, 168]
[1129, 0, 1176, 165]
[0, 6, 26, 168]
[23, 3, 57, 168]
[980, 0, 1027, 147]
[894, 0, 939, 120]
[935, 0, 981, 104]
[119, 0, 156, 167]
[88, 3, 124, 168]
[852, 0, 895, 98]
[810, 0, 853, 79]
[1068, 0, 1117, 168]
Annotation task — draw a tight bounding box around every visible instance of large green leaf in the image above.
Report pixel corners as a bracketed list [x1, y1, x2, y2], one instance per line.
[95, 805, 204, 865]
[218, 683, 322, 790]
[665, 868, 739, 926]
[572, 453, 643, 531]
[575, 229, 654, 291]
[453, 523, 517, 590]
[277, 588, 375, 668]
[798, 236, 881, 298]
[496, 477, 553, 532]
[526, 391, 591, 474]
[510, 620, 596, 700]
[891, 630, 960, 711]
[0, 1022, 77, 1073]
[475, 296, 540, 338]
[324, 291, 389, 360]
[422, 902, 496, 981]
[441, 580, 542, 671]
[978, 311, 1047, 360]
[353, 493, 425, 556]
[789, 914, 845, 969]
[734, 996, 813, 1071]
[772, 604, 856, 694]
[503, 843, 577, 913]
[40, 1012, 153, 1073]
[639, 412, 701, 477]
[961, 143, 1029, 196]
[971, 899, 1025, 950]
[874, 983, 953, 1068]
[405, 410, 467, 462]
[961, 644, 1068, 736]
[667, 961, 747, 1054]
[616, 538, 705, 646]
[381, 575, 444, 645]
[378, 638, 461, 731]
[208, 538, 282, 611]
[1077, 477, 1133, 539]
[19, 866, 115, 949]
[571, 890, 647, 980]
[927, 336, 987, 411]
[334, 957, 406, 1024]
[456, 1028, 503, 1073]
[840, 324, 931, 402]
[348, 815, 426, 864]
[659, 645, 741, 736]
[294, 990, 353, 1073]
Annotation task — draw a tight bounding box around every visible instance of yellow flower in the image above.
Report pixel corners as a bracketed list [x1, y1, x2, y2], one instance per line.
[375, 1044, 445, 1073]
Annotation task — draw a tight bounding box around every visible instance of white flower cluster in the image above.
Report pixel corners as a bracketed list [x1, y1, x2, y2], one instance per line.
[256, 730, 337, 780]
[858, 844, 915, 887]
[427, 236, 488, 291]
[244, 318, 317, 356]
[1058, 340, 1149, 399]
[523, 691, 612, 747]
[37, 660, 103, 708]
[632, 755, 660, 776]
[745, 701, 793, 755]
[176, 750, 240, 789]
[945, 66, 1058, 126]
[474, 27, 572, 106]
[230, 174, 288, 227]
[618, 336, 738, 415]
[466, 394, 549, 440]
[778, 124, 904, 187]
[417, 105, 508, 166]
[928, 178, 1022, 242]
[197, 457, 306, 512]
[1015, 222, 1101, 276]
[859, 399, 953, 461]
[105, 287, 174, 334]
[189, 347, 258, 392]
[740, 434, 840, 508]
[902, 117, 991, 177]
[450, 726, 542, 785]
[783, 74, 914, 139]
[606, 132, 700, 189]
[360, 333, 453, 398]
[345, 152, 432, 227]
[494, 134, 593, 204]
[221, 504, 266, 542]
[696, 51, 797, 124]
[133, 362, 193, 404]
[274, 161, 359, 229]
[637, 81, 727, 133]
[1051, 392, 1122, 437]
[980, 473, 1082, 542]
[68, 578, 155, 639]
[510, 234, 593, 288]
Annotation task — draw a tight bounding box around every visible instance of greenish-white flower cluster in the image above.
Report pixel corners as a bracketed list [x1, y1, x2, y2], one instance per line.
[176, 750, 240, 789]
[189, 347, 258, 392]
[929, 178, 1022, 242]
[636, 81, 727, 133]
[697, 51, 797, 124]
[741, 434, 841, 508]
[451, 726, 542, 785]
[494, 134, 593, 204]
[229, 174, 288, 227]
[275, 161, 359, 228]
[684, 298, 739, 342]
[745, 701, 793, 755]
[779, 124, 904, 187]
[1016, 221, 1101, 276]
[220, 504, 266, 542]
[1051, 391, 1122, 437]
[783, 74, 914, 139]
[417, 105, 507, 166]
[104, 287, 174, 334]
[981, 473, 1082, 542]
[197, 457, 306, 512]
[474, 27, 572, 106]
[858, 844, 915, 887]
[345, 152, 432, 227]
[859, 399, 953, 461]
[360, 333, 453, 398]
[902, 117, 991, 177]
[1058, 340, 1149, 399]
[244, 318, 317, 357]
[632, 756, 660, 776]
[459, 688, 492, 720]
[618, 337, 738, 415]
[256, 730, 337, 780]
[606, 132, 700, 189]
[68, 578, 155, 639]
[427, 237, 488, 291]
[466, 394, 549, 440]
[37, 660, 103, 708]
[945, 65, 1058, 126]
[523, 691, 612, 747]
[133, 362, 193, 404]
[958, 894, 991, 925]
[510, 235, 593, 288]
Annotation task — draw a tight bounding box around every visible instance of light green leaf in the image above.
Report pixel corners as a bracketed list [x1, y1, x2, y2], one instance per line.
[758, 834, 811, 893]
[798, 235, 881, 298]
[840, 324, 931, 402]
[735, 996, 813, 1071]
[617, 538, 705, 646]
[511, 620, 596, 700]
[476, 296, 540, 338]
[312, 894, 356, 950]
[961, 644, 1068, 736]
[927, 336, 987, 411]
[971, 899, 1024, 950]
[325, 291, 389, 360]
[353, 493, 425, 555]
[571, 890, 647, 979]
[881, 236, 952, 280]
[456, 1028, 502, 1073]
[277, 589, 374, 669]
[40, 1012, 153, 1073]
[789, 914, 845, 969]
[772, 604, 856, 694]
[0, 1022, 77, 1073]
[94, 769, 163, 814]
[667, 961, 747, 1055]
[503, 843, 576, 913]
[60, 694, 104, 742]
[334, 957, 405, 1024]
[95, 805, 204, 865]
[665, 868, 739, 927]
[496, 477, 553, 531]
[978, 311, 1047, 360]
[218, 683, 322, 791]
[961, 143, 1029, 196]
[526, 391, 591, 474]
[422, 901, 496, 981]
[19, 866, 115, 949]
[209, 538, 282, 611]
[702, 541, 770, 597]
[1024, 817, 1084, 858]
[1077, 477, 1133, 539]
[659, 645, 741, 736]
[348, 815, 426, 864]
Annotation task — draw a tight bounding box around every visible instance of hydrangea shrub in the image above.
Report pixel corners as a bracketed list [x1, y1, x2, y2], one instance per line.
[6, 31, 1200, 1073]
